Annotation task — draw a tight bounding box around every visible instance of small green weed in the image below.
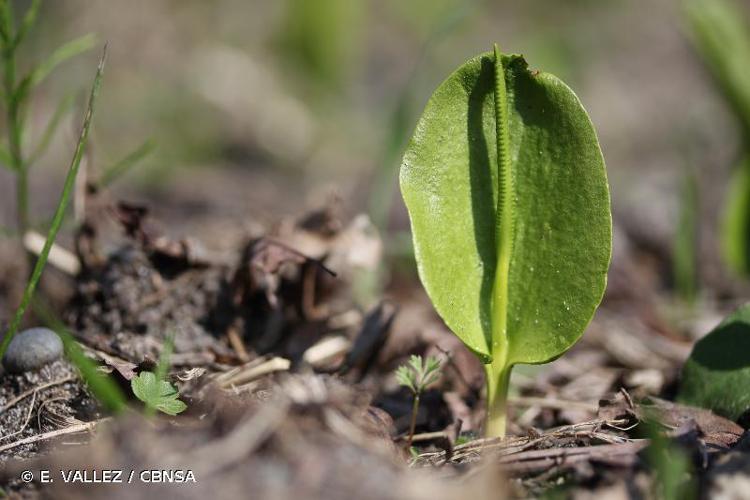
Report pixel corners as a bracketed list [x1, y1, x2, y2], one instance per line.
[131, 372, 187, 417]
[395, 354, 442, 449]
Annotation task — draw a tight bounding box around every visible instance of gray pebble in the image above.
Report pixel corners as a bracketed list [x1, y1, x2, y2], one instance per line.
[2, 327, 64, 374]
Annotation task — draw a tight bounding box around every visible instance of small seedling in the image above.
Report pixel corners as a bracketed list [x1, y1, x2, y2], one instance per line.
[131, 371, 187, 416]
[395, 354, 442, 449]
[131, 333, 187, 416]
[401, 44, 611, 437]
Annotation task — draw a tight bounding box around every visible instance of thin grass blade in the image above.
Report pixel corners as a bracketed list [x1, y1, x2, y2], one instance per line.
[0, 44, 107, 360]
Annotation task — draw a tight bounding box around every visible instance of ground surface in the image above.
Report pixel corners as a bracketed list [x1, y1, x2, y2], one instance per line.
[0, 175, 749, 500]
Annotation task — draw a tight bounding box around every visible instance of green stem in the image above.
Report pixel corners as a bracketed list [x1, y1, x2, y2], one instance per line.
[485, 44, 515, 438]
[0, 46, 106, 361]
[484, 361, 512, 437]
[407, 392, 420, 449]
[15, 164, 28, 233]
[1, 18, 26, 235]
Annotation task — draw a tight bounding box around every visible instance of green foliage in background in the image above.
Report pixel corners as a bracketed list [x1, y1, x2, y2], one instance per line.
[0, 0, 95, 237]
[643, 422, 697, 500]
[673, 165, 700, 303]
[685, 0, 750, 276]
[278, 0, 363, 89]
[685, 0, 750, 137]
[400, 45, 611, 437]
[678, 303, 750, 420]
[0, 44, 106, 361]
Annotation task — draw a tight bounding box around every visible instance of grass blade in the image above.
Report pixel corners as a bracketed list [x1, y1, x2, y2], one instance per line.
[27, 92, 76, 167]
[0, 1, 14, 45]
[0, 44, 107, 360]
[13, 0, 41, 49]
[30, 33, 98, 88]
[15, 33, 97, 103]
[100, 138, 156, 187]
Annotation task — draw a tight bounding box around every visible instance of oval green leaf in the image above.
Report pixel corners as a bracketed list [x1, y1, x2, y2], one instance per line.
[678, 304, 750, 420]
[400, 51, 611, 365]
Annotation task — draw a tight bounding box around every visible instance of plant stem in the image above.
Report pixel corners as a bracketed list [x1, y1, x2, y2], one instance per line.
[485, 44, 515, 438]
[484, 361, 512, 438]
[406, 391, 420, 449]
[0, 10, 27, 235]
[0, 45, 106, 361]
[15, 166, 28, 233]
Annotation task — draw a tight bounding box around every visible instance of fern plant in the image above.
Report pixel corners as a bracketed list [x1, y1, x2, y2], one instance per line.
[401, 45, 611, 437]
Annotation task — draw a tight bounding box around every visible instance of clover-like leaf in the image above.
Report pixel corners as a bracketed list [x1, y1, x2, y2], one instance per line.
[131, 371, 187, 416]
[156, 398, 188, 417]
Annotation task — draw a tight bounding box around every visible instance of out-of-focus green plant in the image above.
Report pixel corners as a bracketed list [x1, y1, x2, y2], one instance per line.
[278, 0, 363, 90]
[1, 44, 127, 422]
[369, 0, 483, 233]
[0, 0, 95, 238]
[678, 303, 750, 420]
[685, 0, 750, 275]
[99, 138, 156, 188]
[0, 43, 106, 365]
[673, 165, 700, 303]
[643, 422, 696, 500]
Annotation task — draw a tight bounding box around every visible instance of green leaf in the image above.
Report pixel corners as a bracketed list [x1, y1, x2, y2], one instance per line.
[15, 33, 97, 102]
[401, 49, 610, 362]
[99, 139, 156, 187]
[156, 398, 188, 416]
[400, 47, 611, 436]
[678, 304, 750, 420]
[130, 371, 187, 416]
[27, 92, 76, 167]
[0, 1, 14, 45]
[131, 371, 158, 402]
[684, 0, 750, 138]
[13, 0, 41, 49]
[721, 158, 750, 275]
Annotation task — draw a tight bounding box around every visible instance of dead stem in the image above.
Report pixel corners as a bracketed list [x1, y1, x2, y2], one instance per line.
[0, 419, 107, 454]
[0, 375, 78, 415]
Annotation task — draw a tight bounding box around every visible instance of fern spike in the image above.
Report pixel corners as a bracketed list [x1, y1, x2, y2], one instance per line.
[486, 44, 516, 438]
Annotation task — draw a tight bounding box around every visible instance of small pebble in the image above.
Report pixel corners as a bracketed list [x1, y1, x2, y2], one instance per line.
[2, 327, 64, 374]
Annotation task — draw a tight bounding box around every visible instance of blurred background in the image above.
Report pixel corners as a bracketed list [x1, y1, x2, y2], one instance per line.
[0, 0, 747, 304]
